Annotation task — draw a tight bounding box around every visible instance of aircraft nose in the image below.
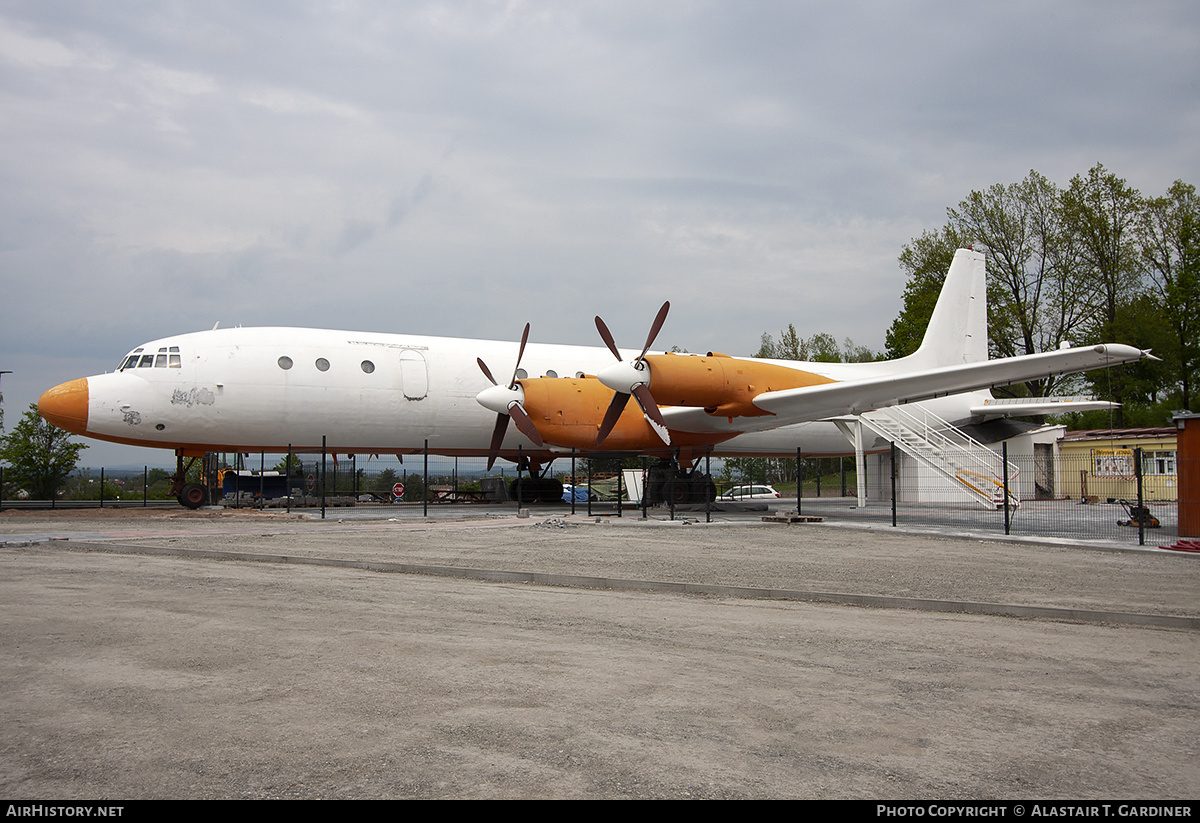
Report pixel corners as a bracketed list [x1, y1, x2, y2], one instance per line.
[38, 378, 89, 435]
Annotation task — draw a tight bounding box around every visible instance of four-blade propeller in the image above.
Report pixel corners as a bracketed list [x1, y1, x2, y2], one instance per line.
[475, 323, 543, 470]
[593, 301, 671, 447]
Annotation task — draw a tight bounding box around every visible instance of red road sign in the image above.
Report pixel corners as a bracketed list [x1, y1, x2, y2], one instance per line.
[392, 482, 405, 498]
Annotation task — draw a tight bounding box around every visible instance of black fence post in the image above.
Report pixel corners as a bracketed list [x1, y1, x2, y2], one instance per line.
[669, 447, 676, 521]
[705, 445, 712, 524]
[143, 466, 148, 507]
[286, 445, 292, 513]
[321, 436, 327, 520]
[1003, 442, 1011, 535]
[586, 457, 592, 518]
[616, 461, 623, 519]
[641, 455, 648, 520]
[99, 467, 105, 508]
[423, 439, 429, 518]
[890, 442, 897, 527]
[570, 448, 576, 516]
[797, 447, 802, 516]
[1135, 447, 1145, 546]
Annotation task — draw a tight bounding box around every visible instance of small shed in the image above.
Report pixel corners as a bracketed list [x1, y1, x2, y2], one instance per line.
[1057, 428, 1179, 503]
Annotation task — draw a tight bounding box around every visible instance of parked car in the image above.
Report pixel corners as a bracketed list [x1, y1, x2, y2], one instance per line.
[719, 485, 781, 501]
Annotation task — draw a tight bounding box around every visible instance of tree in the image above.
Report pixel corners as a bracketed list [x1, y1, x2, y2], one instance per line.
[886, 166, 1190, 418]
[948, 171, 1097, 379]
[755, 326, 879, 363]
[0, 404, 88, 499]
[1140, 180, 1200, 411]
[1059, 165, 1147, 424]
[889, 173, 1097, 391]
[273, 453, 305, 475]
[372, 468, 398, 495]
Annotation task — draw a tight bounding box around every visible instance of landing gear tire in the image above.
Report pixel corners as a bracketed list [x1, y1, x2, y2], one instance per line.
[662, 478, 690, 506]
[179, 483, 208, 509]
[663, 475, 716, 505]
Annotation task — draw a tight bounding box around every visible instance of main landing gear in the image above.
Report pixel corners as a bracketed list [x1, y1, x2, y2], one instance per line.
[644, 458, 716, 506]
[509, 455, 564, 504]
[170, 451, 210, 509]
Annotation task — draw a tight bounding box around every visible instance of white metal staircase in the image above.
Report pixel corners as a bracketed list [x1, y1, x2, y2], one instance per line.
[859, 405, 1020, 510]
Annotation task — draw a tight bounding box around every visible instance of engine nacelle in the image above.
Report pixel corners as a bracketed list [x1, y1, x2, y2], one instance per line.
[638, 352, 835, 418]
[517, 375, 737, 453]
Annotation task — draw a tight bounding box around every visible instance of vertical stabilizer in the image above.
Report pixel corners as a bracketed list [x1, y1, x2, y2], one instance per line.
[906, 248, 988, 368]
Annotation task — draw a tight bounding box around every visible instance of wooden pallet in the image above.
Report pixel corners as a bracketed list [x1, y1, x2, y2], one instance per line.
[761, 514, 824, 524]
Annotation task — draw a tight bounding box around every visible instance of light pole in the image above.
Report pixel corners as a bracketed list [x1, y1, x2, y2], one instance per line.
[0, 371, 10, 430]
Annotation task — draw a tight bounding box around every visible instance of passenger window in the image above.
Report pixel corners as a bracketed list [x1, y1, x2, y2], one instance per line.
[278, 356, 293, 370]
[361, 360, 375, 374]
[316, 358, 330, 372]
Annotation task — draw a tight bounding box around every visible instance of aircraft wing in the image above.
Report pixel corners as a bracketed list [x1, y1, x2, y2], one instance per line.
[660, 343, 1151, 434]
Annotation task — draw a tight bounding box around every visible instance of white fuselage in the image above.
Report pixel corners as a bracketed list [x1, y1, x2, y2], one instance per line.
[77, 326, 977, 458]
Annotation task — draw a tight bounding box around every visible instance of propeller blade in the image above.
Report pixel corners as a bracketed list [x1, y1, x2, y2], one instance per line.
[638, 301, 670, 362]
[632, 383, 670, 445]
[508, 323, 530, 389]
[478, 322, 540, 467]
[509, 403, 544, 447]
[487, 413, 509, 471]
[477, 357, 498, 386]
[594, 315, 622, 361]
[595, 391, 630, 446]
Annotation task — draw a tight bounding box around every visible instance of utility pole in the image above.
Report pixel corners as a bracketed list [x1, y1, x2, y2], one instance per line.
[0, 371, 11, 430]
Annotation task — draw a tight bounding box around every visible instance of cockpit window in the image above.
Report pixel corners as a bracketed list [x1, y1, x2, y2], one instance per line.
[120, 345, 182, 371]
[119, 348, 144, 370]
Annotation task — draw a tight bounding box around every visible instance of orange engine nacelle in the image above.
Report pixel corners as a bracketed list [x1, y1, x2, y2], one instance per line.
[639, 352, 835, 419]
[518, 375, 739, 453]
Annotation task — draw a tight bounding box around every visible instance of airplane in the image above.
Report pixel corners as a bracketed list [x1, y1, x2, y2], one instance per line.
[37, 248, 1151, 508]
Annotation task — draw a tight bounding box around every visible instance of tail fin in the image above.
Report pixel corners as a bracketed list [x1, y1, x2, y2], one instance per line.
[905, 247, 988, 368]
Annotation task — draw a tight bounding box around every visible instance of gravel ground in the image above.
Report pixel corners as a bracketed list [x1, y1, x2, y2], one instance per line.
[1, 508, 1197, 799]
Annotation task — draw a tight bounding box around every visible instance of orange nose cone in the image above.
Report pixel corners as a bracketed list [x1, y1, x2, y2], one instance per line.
[38, 378, 89, 435]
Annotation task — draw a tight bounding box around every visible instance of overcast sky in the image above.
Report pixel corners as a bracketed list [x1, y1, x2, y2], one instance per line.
[2, 1, 1198, 466]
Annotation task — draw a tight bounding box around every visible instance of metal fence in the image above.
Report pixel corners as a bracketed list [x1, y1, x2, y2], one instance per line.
[2, 447, 1194, 548]
[786, 448, 1191, 547]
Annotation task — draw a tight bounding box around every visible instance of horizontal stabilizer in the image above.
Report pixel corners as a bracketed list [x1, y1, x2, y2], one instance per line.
[969, 396, 1117, 417]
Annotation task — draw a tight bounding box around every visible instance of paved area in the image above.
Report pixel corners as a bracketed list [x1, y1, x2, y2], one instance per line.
[1, 507, 1198, 799]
